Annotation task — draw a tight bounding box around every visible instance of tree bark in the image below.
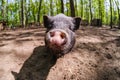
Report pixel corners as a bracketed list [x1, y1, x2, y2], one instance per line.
[60, 0, 64, 13]
[75, 0, 78, 16]
[6, 0, 8, 23]
[32, 4, 36, 22]
[66, 2, 69, 16]
[98, 0, 102, 25]
[119, 14, 120, 28]
[69, 0, 75, 17]
[37, 0, 42, 23]
[25, 0, 30, 26]
[56, 1, 59, 14]
[115, 0, 120, 28]
[109, 0, 113, 28]
[21, 0, 24, 27]
[81, 0, 84, 18]
[50, 0, 53, 16]
[89, 0, 92, 24]
[1, 0, 5, 21]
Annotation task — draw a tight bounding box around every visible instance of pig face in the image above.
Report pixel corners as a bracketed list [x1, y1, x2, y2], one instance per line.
[43, 14, 81, 57]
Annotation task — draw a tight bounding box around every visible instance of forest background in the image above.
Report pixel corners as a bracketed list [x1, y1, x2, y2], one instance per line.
[0, 0, 120, 28]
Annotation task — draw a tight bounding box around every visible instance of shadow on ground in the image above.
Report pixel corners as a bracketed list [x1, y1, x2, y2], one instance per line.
[0, 27, 120, 80]
[12, 46, 57, 80]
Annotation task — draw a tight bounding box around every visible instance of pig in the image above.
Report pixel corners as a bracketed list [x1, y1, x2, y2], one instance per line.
[43, 14, 81, 57]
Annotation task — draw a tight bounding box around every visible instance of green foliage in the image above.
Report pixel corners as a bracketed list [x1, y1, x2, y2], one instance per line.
[0, 0, 119, 28]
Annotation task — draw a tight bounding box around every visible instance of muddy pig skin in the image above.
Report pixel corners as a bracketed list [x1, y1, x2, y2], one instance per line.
[43, 14, 81, 57]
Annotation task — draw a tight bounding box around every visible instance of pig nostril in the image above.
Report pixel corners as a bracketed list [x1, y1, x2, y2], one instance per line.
[50, 32, 55, 37]
[60, 32, 66, 39]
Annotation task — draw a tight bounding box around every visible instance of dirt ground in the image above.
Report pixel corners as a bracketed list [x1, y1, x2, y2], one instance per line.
[0, 26, 120, 80]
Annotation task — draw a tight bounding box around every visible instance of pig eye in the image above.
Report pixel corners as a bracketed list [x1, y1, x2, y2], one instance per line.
[48, 22, 54, 29]
[49, 24, 53, 29]
[68, 25, 72, 30]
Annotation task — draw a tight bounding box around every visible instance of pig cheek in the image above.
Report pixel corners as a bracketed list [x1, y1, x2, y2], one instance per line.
[62, 31, 75, 52]
[45, 33, 57, 49]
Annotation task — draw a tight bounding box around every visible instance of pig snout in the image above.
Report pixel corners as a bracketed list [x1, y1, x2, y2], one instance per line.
[49, 31, 67, 47]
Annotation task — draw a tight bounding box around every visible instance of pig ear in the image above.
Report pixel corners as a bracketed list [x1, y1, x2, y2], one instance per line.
[43, 15, 52, 29]
[73, 17, 81, 30]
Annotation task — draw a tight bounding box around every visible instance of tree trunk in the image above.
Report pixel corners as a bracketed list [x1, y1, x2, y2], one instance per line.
[18, 0, 21, 25]
[119, 14, 120, 28]
[115, 0, 120, 28]
[6, 0, 8, 23]
[109, 0, 113, 28]
[7, 0, 8, 22]
[33, 13, 36, 23]
[21, 0, 24, 27]
[37, 0, 42, 23]
[50, 0, 53, 16]
[69, 0, 75, 17]
[24, 0, 27, 27]
[60, 0, 64, 14]
[85, 5, 89, 23]
[98, 0, 102, 25]
[75, 0, 78, 16]
[89, 0, 92, 24]
[32, 4, 36, 22]
[56, 1, 59, 14]
[25, 0, 31, 26]
[81, 0, 84, 18]
[66, 2, 69, 16]
[1, 0, 5, 21]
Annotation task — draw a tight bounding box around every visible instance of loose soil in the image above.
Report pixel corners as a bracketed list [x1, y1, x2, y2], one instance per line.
[0, 26, 120, 80]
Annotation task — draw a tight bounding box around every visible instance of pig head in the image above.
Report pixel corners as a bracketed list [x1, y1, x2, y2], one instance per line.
[43, 14, 81, 57]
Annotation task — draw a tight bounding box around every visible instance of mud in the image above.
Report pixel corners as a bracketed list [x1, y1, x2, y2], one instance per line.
[0, 26, 120, 80]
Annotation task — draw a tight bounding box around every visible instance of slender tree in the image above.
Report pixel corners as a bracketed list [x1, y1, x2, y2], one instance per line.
[89, 0, 92, 24]
[115, 0, 120, 28]
[55, 0, 59, 14]
[25, 0, 30, 25]
[6, 0, 9, 23]
[98, 0, 102, 24]
[81, 0, 84, 18]
[69, 0, 75, 17]
[75, 0, 78, 16]
[21, 0, 24, 27]
[50, 0, 53, 16]
[98, 0, 102, 18]
[1, 0, 5, 21]
[31, 1, 36, 22]
[60, 0, 64, 13]
[24, 0, 27, 26]
[18, 0, 21, 25]
[109, 0, 113, 28]
[84, 1, 90, 22]
[37, 0, 42, 23]
[66, 2, 69, 16]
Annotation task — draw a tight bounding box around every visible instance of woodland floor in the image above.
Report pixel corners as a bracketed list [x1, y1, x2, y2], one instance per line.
[0, 26, 120, 80]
